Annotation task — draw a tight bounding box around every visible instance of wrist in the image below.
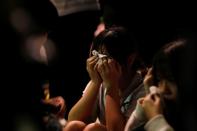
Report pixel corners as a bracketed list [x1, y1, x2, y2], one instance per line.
[90, 80, 101, 87]
[106, 85, 120, 101]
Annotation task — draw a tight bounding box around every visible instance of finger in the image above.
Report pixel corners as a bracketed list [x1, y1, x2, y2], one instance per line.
[149, 86, 159, 94]
[108, 59, 118, 71]
[98, 58, 108, 75]
[102, 58, 109, 70]
[143, 68, 154, 91]
[147, 67, 153, 76]
[94, 62, 99, 70]
[89, 43, 94, 57]
[87, 55, 98, 63]
[108, 59, 122, 76]
[97, 60, 105, 73]
[90, 56, 99, 63]
[88, 57, 99, 68]
[137, 97, 145, 104]
[113, 60, 122, 74]
[107, 59, 114, 69]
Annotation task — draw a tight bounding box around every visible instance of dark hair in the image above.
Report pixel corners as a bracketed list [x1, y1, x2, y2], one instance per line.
[152, 38, 195, 87]
[152, 37, 196, 130]
[152, 39, 185, 84]
[91, 26, 138, 66]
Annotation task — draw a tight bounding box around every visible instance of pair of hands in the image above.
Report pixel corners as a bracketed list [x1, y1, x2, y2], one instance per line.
[86, 55, 122, 90]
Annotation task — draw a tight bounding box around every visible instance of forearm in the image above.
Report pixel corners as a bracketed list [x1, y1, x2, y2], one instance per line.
[105, 87, 125, 131]
[68, 81, 100, 122]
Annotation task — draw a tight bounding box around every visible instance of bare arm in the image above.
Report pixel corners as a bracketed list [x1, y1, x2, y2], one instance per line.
[68, 80, 100, 122]
[68, 56, 102, 123]
[98, 59, 125, 131]
[105, 86, 125, 131]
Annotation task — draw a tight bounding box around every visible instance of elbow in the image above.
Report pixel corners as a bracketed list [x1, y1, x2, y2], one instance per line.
[67, 109, 78, 121]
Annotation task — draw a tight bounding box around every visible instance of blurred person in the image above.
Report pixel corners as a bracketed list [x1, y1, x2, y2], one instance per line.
[47, 0, 102, 115]
[125, 37, 197, 131]
[42, 96, 67, 131]
[65, 26, 146, 131]
[1, 0, 58, 130]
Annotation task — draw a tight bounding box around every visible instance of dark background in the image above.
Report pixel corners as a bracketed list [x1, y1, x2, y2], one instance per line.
[0, 0, 197, 130]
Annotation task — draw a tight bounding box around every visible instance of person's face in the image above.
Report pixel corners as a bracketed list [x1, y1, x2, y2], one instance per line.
[144, 68, 177, 101]
[157, 79, 177, 101]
